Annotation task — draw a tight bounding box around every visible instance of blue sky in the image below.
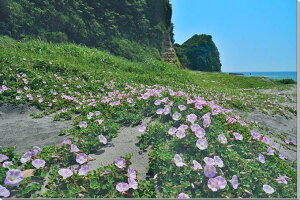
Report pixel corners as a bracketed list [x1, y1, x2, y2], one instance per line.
[171, 0, 296, 72]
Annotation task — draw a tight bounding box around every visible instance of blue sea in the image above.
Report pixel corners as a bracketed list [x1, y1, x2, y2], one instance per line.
[226, 71, 297, 81]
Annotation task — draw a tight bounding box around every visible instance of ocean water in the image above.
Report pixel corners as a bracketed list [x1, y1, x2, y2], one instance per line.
[227, 71, 297, 81]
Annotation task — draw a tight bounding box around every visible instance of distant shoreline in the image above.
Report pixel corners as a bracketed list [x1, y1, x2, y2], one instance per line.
[224, 71, 297, 81]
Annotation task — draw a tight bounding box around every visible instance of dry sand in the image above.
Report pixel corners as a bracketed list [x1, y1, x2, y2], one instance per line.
[0, 103, 72, 154]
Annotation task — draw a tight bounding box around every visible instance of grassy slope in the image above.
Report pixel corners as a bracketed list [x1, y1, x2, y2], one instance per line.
[0, 36, 297, 198]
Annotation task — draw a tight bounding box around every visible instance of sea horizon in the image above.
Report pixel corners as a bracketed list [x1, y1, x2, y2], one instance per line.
[224, 71, 297, 81]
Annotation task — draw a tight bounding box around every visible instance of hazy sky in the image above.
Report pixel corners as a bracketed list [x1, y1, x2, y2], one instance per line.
[171, 0, 296, 72]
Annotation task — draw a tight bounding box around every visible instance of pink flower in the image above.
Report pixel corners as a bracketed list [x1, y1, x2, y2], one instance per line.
[215, 176, 227, 189]
[203, 157, 215, 166]
[276, 175, 288, 184]
[138, 124, 147, 132]
[99, 135, 107, 144]
[32, 159, 46, 169]
[195, 127, 206, 138]
[230, 175, 238, 189]
[168, 127, 177, 135]
[176, 130, 186, 139]
[0, 154, 9, 163]
[266, 147, 274, 155]
[178, 124, 188, 131]
[76, 153, 88, 164]
[263, 184, 275, 194]
[128, 178, 138, 189]
[128, 168, 137, 179]
[177, 193, 190, 198]
[207, 177, 220, 191]
[187, 114, 197, 124]
[233, 132, 243, 141]
[78, 165, 90, 176]
[70, 144, 80, 153]
[193, 160, 203, 170]
[58, 169, 73, 179]
[156, 108, 164, 115]
[214, 156, 224, 168]
[258, 154, 265, 163]
[174, 154, 185, 167]
[178, 105, 187, 111]
[114, 158, 126, 169]
[0, 185, 10, 197]
[191, 124, 201, 132]
[172, 112, 182, 121]
[78, 121, 88, 128]
[262, 136, 269, 144]
[204, 165, 217, 178]
[196, 138, 208, 150]
[218, 134, 227, 144]
[116, 182, 129, 193]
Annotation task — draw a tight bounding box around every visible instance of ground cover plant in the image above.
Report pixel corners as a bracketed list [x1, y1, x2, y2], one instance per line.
[0, 36, 297, 198]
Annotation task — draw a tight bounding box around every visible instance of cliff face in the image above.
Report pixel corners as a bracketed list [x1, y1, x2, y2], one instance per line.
[0, 0, 173, 61]
[174, 34, 222, 72]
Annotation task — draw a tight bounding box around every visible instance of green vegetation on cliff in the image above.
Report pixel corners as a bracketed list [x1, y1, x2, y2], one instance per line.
[174, 34, 222, 72]
[0, 0, 173, 61]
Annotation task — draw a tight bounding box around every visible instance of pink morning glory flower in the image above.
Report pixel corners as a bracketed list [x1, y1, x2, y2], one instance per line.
[230, 175, 239, 189]
[178, 124, 188, 131]
[203, 157, 215, 166]
[70, 144, 80, 153]
[99, 135, 107, 144]
[250, 130, 261, 140]
[156, 108, 164, 115]
[214, 156, 224, 168]
[176, 130, 186, 139]
[58, 169, 73, 179]
[116, 182, 130, 192]
[207, 177, 220, 191]
[4, 169, 23, 186]
[114, 158, 126, 169]
[2, 161, 13, 168]
[94, 111, 101, 116]
[177, 193, 190, 198]
[78, 165, 90, 176]
[204, 165, 217, 178]
[154, 100, 162, 105]
[128, 168, 137, 179]
[32, 159, 46, 169]
[215, 176, 227, 189]
[276, 175, 288, 184]
[233, 132, 243, 141]
[0, 185, 10, 197]
[195, 127, 206, 138]
[78, 121, 88, 128]
[258, 154, 265, 163]
[262, 136, 270, 144]
[172, 112, 182, 121]
[196, 138, 208, 150]
[0, 154, 9, 163]
[138, 124, 147, 132]
[218, 134, 227, 144]
[76, 153, 88, 164]
[279, 153, 286, 160]
[203, 118, 211, 128]
[193, 160, 203, 170]
[263, 184, 275, 194]
[168, 127, 177, 135]
[266, 147, 275, 155]
[187, 114, 197, 124]
[191, 124, 201, 132]
[128, 178, 138, 189]
[178, 105, 187, 111]
[31, 146, 41, 156]
[174, 154, 185, 167]
[20, 152, 32, 164]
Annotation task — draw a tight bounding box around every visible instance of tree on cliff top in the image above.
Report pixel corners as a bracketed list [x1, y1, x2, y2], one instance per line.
[174, 34, 222, 72]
